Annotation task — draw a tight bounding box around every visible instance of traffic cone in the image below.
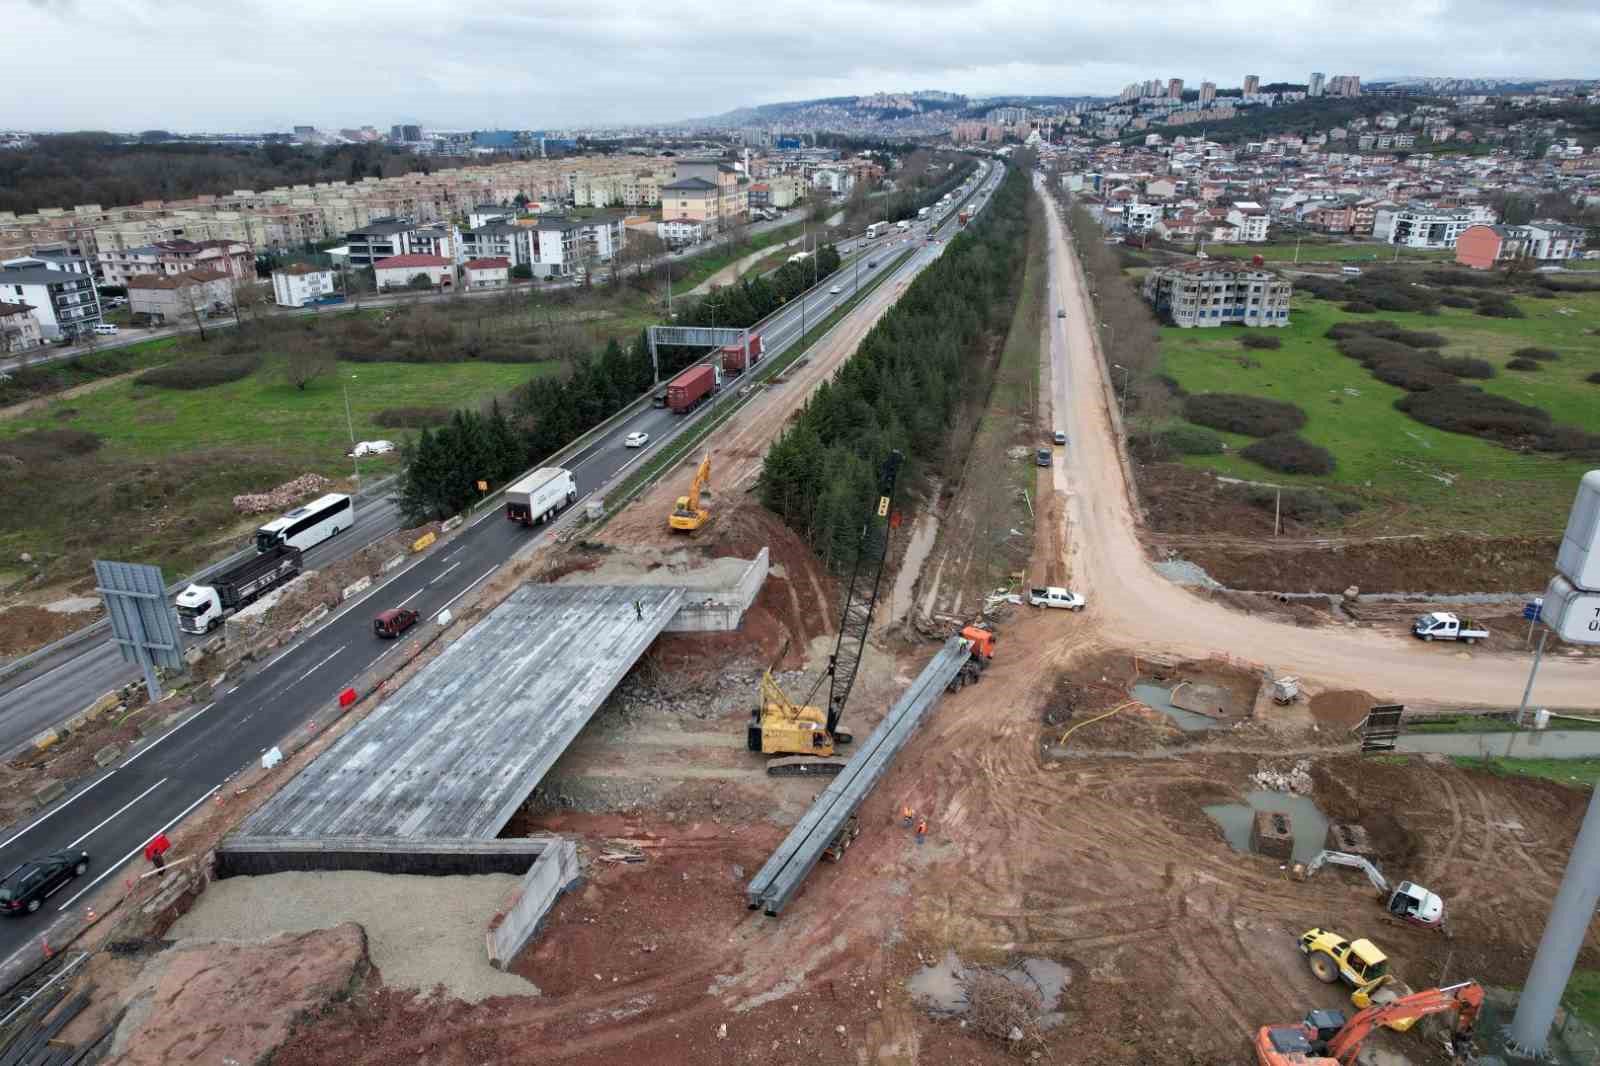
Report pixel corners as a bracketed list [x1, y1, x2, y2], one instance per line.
[41, 938, 52, 959]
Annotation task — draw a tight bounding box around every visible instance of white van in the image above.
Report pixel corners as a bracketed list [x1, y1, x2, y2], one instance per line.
[92, 323, 119, 336]
[1341, 266, 1363, 276]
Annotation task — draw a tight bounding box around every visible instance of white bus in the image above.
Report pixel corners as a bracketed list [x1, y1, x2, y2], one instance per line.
[865, 222, 888, 240]
[255, 493, 354, 553]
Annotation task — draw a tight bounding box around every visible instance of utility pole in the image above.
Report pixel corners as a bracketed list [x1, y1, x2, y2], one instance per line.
[343, 374, 361, 490]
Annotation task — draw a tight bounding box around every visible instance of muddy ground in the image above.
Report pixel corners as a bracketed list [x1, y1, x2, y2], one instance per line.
[1139, 462, 1562, 595]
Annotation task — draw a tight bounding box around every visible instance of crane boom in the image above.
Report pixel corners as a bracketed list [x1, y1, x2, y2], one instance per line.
[819, 450, 903, 737]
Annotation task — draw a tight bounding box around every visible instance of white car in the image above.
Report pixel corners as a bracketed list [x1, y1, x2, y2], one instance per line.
[829, 286, 843, 295]
[623, 432, 649, 449]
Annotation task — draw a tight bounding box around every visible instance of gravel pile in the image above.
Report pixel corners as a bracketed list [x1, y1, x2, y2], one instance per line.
[169, 871, 537, 1002]
[1154, 558, 1221, 589]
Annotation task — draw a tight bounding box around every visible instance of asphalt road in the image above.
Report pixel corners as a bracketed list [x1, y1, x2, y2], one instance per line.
[0, 162, 1001, 964]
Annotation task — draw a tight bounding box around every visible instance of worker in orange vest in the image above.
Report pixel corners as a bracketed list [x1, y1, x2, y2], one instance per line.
[902, 805, 915, 827]
[916, 818, 928, 845]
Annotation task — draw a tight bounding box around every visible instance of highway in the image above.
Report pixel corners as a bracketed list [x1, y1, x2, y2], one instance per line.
[0, 161, 1003, 964]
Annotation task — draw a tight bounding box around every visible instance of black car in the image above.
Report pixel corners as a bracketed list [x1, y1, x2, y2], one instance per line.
[0, 850, 89, 915]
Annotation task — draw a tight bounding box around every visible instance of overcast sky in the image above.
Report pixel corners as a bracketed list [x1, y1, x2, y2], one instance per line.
[9, 0, 1597, 132]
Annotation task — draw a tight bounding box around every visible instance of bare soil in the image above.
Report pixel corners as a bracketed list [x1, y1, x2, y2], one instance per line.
[0, 604, 99, 657]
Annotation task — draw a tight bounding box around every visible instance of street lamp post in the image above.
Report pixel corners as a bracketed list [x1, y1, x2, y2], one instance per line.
[343, 374, 360, 490]
[1111, 359, 1130, 417]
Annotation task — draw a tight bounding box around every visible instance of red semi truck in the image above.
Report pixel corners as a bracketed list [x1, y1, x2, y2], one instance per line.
[667, 364, 718, 414]
[721, 335, 764, 374]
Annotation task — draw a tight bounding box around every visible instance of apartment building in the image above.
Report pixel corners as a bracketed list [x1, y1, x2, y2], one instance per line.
[1455, 220, 1587, 268]
[1373, 202, 1495, 248]
[1224, 202, 1270, 241]
[570, 169, 666, 208]
[0, 264, 101, 338]
[270, 262, 336, 307]
[660, 160, 748, 235]
[462, 258, 510, 289]
[1142, 260, 1292, 328]
[0, 302, 44, 354]
[458, 221, 529, 267]
[127, 269, 232, 323]
[373, 254, 453, 290]
[345, 220, 453, 267]
[97, 238, 254, 287]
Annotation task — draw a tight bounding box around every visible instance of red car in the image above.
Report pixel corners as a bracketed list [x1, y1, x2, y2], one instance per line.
[373, 607, 418, 638]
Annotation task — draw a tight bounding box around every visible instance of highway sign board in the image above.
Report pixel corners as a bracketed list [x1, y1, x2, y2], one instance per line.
[94, 559, 183, 700]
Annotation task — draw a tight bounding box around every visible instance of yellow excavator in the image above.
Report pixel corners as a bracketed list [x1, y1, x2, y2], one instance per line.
[668, 452, 711, 533]
[748, 451, 902, 776]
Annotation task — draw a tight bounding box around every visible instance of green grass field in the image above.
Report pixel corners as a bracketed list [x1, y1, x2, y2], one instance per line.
[1451, 755, 1600, 789]
[1203, 242, 1455, 263]
[1157, 289, 1600, 532]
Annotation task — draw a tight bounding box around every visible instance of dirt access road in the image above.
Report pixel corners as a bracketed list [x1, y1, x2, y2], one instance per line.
[1041, 182, 1600, 710]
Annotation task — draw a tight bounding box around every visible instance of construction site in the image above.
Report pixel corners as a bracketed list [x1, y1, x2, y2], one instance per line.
[2, 175, 1599, 1066]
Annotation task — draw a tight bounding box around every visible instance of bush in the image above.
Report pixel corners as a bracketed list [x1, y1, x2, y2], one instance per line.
[134, 352, 260, 390]
[1241, 433, 1337, 475]
[1298, 277, 1346, 302]
[1440, 292, 1477, 308]
[1368, 360, 1458, 391]
[510, 263, 533, 280]
[1146, 425, 1226, 456]
[1395, 385, 1550, 445]
[375, 406, 453, 428]
[1436, 355, 1495, 379]
[1326, 320, 1445, 349]
[0, 428, 103, 465]
[1341, 300, 1377, 314]
[1239, 485, 1362, 525]
[1240, 334, 1282, 350]
[1511, 346, 1560, 362]
[1475, 294, 1524, 318]
[1505, 357, 1543, 371]
[1183, 393, 1307, 437]
[1588, 372, 1600, 385]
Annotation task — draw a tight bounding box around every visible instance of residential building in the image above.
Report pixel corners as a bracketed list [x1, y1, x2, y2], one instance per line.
[270, 262, 336, 307]
[458, 221, 530, 268]
[373, 254, 453, 290]
[1308, 72, 1326, 97]
[97, 238, 254, 287]
[0, 265, 100, 338]
[660, 177, 720, 231]
[1225, 201, 1270, 242]
[660, 159, 747, 234]
[1328, 74, 1362, 97]
[1454, 224, 1534, 269]
[1522, 220, 1587, 261]
[811, 167, 854, 195]
[1142, 260, 1292, 328]
[344, 219, 453, 267]
[0, 302, 43, 354]
[0, 250, 94, 277]
[1199, 81, 1217, 106]
[462, 257, 510, 289]
[1300, 202, 1354, 233]
[1123, 202, 1163, 234]
[468, 204, 514, 228]
[1243, 75, 1260, 95]
[1168, 78, 1184, 100]
[748, 183, 772, 209]
[1373, 202, 1495, 248]
[127, 268, 232, 323]
[658, 218, 706, 246]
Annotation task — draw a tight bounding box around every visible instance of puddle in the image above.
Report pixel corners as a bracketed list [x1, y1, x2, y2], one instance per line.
[908, 950, 1071, 1029]
[1203, 790, 1331, 865]
[888, 508, 940, 624]
[1131, 682, 1220, 732]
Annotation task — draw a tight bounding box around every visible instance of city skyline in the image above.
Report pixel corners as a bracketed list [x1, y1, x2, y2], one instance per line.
[7, 0, 1597, 131]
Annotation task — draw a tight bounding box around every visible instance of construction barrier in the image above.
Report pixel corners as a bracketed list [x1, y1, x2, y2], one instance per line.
[341, 576, 371, 600]
[441, 515, 463, 533]
[411, 532, 436, 552]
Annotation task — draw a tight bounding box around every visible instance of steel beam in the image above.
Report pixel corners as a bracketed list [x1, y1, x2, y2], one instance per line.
[746, 637, 968, 915]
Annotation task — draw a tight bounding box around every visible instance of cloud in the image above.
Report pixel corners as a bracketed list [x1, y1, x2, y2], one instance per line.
[2, 0, 1593, 131]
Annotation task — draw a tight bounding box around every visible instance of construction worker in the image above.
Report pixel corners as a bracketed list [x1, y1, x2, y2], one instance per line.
[634, 599, 644, 620]
[902, 806, 915, 828]
[915, 818, 928, 845]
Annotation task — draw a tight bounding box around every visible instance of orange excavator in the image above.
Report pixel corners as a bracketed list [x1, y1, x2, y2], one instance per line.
[1255, 980, 1482, 1065]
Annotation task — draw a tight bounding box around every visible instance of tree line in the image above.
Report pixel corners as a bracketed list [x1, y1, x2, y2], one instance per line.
[759, 160, 1033, 571]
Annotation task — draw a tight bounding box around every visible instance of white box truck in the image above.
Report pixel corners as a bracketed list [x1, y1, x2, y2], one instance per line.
[505, 467, 577, 527]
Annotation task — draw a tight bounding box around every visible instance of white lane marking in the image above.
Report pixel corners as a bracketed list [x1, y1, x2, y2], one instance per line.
[435, 567, 497, 619]
[439, 548, 460, 562]
[294, 646, 345, 684]
[0, 769, 121, 850]
[226, 685, 240, 695]
[69, 778, 168, 848]
[58, 785, 219, 911]
[395, 588, 423, 608]
[428, 561, 461, 586]
[119, 703, 216, 769]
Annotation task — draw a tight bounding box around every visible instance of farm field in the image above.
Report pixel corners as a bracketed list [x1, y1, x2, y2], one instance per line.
[1155, 287, 1600, 534]
[1202, 240, 1455, 263]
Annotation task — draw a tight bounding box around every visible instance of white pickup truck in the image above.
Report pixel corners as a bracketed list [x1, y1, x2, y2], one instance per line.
[1029, 587, 1086, 611]
[1412, 611, 1489, 645]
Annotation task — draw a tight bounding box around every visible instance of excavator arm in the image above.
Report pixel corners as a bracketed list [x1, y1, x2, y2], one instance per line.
[1326, 980, 1481, 1062]
[686, 452, 710, 513]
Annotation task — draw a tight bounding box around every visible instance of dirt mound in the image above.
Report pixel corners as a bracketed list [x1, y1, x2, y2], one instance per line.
[0, 604, 98, 657]
[1309, 689, 1376, 729]
[107, 923, 369, 1066]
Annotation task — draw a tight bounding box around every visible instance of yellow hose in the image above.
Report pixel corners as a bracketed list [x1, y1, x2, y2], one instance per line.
[1058, 700, 1138, 747]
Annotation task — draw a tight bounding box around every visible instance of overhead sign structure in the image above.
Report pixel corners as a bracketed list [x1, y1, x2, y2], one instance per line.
[1556, 469, 1600, 591]
[93, 559, 183, 702]
[1542, 575, 1600, 646]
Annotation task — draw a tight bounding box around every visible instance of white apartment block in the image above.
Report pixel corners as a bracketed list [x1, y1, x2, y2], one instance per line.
[270, 263, 336, 307]
[1373, 203, 1496, 248]
[0, 264, 100, 338]
[1122, 202, 1163, 234]
[0, 301, 44, 353]
[97, 238, 254, 287]
[1225, 202, 1270, 242]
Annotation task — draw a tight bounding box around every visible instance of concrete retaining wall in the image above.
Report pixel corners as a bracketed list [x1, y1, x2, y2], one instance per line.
[663, 547, 769, 633]
[215, 836, 557, 878]
[486, 838, 581, 970]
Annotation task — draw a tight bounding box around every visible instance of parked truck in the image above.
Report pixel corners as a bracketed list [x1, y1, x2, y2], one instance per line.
[1411, 611, 1489, 645]
[721, 335, 764, 374]
[505, 466, 578, 526]
[667, 364, 718, 415]
[174, 546, 303, 634]
[958, 209, 972, 226]
[917, 206, 930, 220]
